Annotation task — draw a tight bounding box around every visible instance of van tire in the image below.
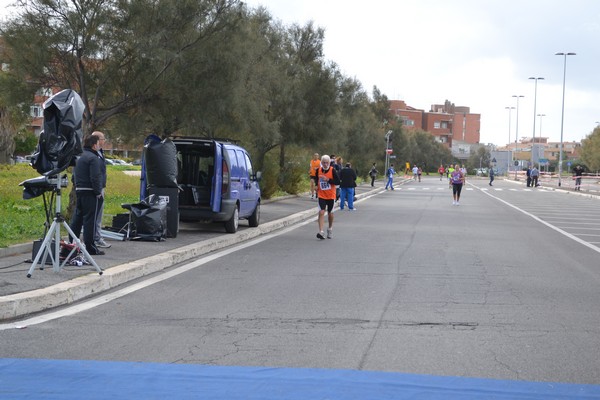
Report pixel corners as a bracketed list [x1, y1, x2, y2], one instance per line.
[248, 202, 260, 227]
[225, 206, 239, 233]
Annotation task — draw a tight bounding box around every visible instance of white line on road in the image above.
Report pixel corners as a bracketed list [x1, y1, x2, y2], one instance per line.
[477, 186, 600, 255]
[1, 193, 381, 330]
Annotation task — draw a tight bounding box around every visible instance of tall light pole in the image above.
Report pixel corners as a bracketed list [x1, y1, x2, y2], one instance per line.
[505, 106, 515, 176]
[555, 52, 576, 187]
[529, 77, 544, 168]
[512, 95, 524, 179]
[384, 130, 392, 174]
[537, 113, 546, 170]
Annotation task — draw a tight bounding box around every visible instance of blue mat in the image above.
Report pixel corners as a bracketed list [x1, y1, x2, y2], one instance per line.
[1, 358, 599, 399]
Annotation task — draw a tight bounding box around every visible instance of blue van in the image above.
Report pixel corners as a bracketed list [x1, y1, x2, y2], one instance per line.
[173, 137, 261, 233]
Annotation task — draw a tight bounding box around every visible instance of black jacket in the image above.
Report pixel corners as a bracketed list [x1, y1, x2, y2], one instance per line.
[74, 147, 104, 195]
[340, 166, 357, 188]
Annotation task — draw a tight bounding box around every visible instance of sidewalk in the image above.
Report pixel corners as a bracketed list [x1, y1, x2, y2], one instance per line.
[0, 181, 398, 321]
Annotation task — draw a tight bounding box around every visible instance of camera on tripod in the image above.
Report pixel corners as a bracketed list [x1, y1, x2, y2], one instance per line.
[21, 89, 102, 277]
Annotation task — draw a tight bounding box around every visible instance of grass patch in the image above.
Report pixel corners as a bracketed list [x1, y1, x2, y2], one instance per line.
[0, 164, 140, 248]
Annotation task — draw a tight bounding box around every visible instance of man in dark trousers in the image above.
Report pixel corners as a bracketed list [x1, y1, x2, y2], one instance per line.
[69, 134, 105, 255]
[573, 165, 584, 191]
[339, 162, 357, 211]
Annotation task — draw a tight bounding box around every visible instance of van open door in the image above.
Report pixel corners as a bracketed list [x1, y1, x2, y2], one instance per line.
[211, 141, 223, 212]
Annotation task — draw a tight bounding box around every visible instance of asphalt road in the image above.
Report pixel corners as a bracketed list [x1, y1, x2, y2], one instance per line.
[1, 175, 599, 386]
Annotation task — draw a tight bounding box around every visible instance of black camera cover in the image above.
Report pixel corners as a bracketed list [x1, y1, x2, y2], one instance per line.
[31, 89, 84, 176]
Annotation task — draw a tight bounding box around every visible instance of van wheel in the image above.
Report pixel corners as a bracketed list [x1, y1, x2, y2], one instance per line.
[225, 206, 239, 233]
[248, 202, 260, 227]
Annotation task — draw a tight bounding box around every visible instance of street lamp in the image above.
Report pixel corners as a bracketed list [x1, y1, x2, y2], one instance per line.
[537, 113, 546, 170]
[555, 52, 576, 187]
[512, 95, 524, 179]
[529, 77, 544, 168]
[505, 106, 515, 176]
[384, 130, 392, 174]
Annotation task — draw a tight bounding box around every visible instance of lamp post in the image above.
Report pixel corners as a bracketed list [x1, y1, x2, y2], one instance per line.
[505, 106, 515, 176]
[384, 130, 392, 174]
[555, 52, 576, 187]
[537, 113, 546, 171]
[529, 77, 544, 168]
[512, 95, 524, 179]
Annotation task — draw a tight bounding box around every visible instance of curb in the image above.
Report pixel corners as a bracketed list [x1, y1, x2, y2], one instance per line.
[0, 243, 32, 258]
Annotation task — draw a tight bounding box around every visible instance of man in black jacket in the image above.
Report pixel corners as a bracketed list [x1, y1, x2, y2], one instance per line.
[69, 134, 105, 255]
[339, 162, 357, 211]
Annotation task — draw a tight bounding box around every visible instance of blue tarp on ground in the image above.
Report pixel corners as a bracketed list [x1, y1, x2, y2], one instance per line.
[1, 358, 599, 399]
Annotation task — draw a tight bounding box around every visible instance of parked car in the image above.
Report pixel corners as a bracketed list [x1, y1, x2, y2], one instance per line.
[472, 168, 488, 176]
[171, 137, 262, 233]
[112, 159, 132, 166]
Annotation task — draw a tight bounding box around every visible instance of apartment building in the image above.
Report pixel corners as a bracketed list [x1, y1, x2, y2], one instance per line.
[389, 99, 481, 147]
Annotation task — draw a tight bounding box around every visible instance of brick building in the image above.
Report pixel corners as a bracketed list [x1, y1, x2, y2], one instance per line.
[389, 99, 481, 148]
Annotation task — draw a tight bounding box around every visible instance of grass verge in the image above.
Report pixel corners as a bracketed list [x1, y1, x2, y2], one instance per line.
[0, 164, 140, 248]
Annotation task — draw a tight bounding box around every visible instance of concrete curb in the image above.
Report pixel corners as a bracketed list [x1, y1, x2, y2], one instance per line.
[0, 243, 32, 258]
[0, 188, 386, 321]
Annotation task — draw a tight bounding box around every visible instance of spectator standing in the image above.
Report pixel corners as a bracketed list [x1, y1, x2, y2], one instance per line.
[92, 131, 110, 248]
[369, 163, 378, 187]
[526, 166, 532, 187]
[573, 165, 584, 191]
[316, 155, 340, 239]
[530, 166, 540, 188]
[69, 134, 105, 255]
[385, 164, 396, 190]
[309, 152, 321, 199]
[451, 164, 465, 205]
[339, 162, 357, 211]
[489, 166, 495, 186]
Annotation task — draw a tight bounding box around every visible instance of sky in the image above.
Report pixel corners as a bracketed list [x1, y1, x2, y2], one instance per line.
[2, 0, 599, 146]
[242, 0, 600, 146]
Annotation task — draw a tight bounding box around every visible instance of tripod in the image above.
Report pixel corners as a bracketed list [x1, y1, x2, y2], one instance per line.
[27, 178, 103, 278]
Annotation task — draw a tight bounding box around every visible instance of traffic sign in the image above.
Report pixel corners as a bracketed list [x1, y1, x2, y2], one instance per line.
[386, 149, 393, 154]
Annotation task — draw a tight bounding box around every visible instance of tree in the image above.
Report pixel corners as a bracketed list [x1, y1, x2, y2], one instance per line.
[580, 126, 600, 172]
[0, 0, 242, 138]
[467, 145, 491, 172]
[402, 130, 453, 173]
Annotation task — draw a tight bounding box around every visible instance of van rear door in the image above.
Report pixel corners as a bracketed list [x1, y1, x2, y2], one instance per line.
[211, 141, 223, 212]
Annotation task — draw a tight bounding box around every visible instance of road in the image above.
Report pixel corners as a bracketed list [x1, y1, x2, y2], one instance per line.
[1, 175, 600, 397]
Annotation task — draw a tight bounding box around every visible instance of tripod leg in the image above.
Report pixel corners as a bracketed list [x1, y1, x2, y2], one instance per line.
[27, 220, 58, 278]
[61, 221, 103, 275]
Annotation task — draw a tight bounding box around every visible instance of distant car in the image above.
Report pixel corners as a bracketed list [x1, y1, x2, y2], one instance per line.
[112, 159, 132, 166]
[472, 168, 488, 176]
[15, 156, 29, 164]
[105, 158, 116, 165]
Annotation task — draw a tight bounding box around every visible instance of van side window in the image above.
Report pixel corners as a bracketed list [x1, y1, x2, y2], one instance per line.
[243, 152, 253, 177]
[227, 149, 240, 179]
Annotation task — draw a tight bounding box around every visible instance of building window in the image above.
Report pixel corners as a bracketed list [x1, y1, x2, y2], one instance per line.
[30, 105, 42, 118]
[441, 121, 448, 129]
[401, 117, 414, 127]
[434, 121, 441, 129]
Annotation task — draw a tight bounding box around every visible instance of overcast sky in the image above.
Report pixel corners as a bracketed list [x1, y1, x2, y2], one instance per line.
[243, 0, 600, 146]
[2, 1, 598, 145]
